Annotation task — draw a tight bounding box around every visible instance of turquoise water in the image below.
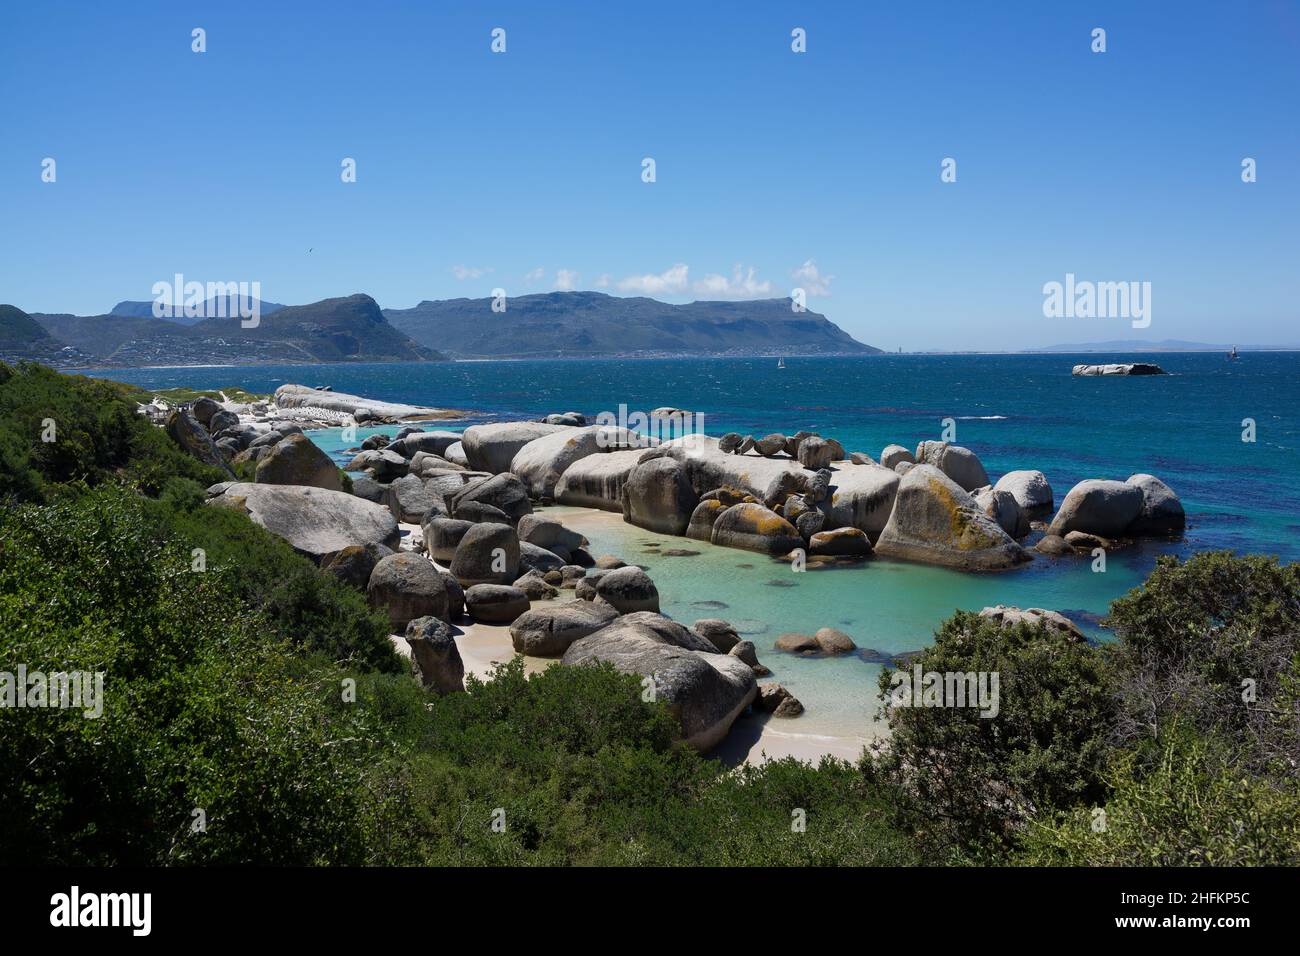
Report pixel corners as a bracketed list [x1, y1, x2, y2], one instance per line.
[97, 353, 1300, 739]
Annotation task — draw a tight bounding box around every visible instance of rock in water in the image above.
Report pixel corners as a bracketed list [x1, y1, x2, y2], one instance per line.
[993, 470, 1054, 515]
[1125, 473, 1186, 535]
[562, 628, 757, 751]
[207, 483, 398, 562]
[808, 527, 872, 556]
[405, 616, 464, 694]
[510, 600, 619, 656]
[686, 499, 727, 541]
[693, 618, 741, 653]
[464, 584, 531, 624]
[874, 465, 1029, 570]
[449, 522, 520, 586]
[166, 410, 235, 477]
[914, 441, 990, 493]
[594, 565, 660, 613]
[710, 503, 803, 555]
[460, 421, 570, 474]
[972, 486, 1029, 539]
[1047, 479, 1145, 538]
[1072, 363, 1166, 376]
[368, 552, 450, 629]
[756, 683, 804, 717]
[624, 457, 700, 536]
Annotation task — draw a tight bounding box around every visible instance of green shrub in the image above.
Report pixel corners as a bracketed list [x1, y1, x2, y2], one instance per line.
[869, 612, 1115, 858]
[0, 487, 398, 864]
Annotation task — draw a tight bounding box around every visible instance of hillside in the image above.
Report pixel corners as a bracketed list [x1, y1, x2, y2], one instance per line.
[0, 304, 94, 367]
[26, 294, 445, 367]
[384, 291, 879, 358]
[110, 295, 287, 325]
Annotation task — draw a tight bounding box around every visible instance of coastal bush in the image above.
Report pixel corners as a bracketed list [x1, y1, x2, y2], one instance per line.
[346, 658, 920, 866]
[1017, 726, 1300, 866]
[0, 488, 398, 864]
[141, 481, 399, 672]
[0, 361, 223, 503]
[869, 612, 1115, 858]
[1104, 551, 1300, 776]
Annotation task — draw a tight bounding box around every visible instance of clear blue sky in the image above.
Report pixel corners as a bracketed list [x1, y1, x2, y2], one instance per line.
[2, 0, 1297, 350]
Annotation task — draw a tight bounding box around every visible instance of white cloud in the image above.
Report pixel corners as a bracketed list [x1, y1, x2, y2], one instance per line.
[617, 263, 690, 295]
[593, 273, 610, 288]
[523, 267, 544, 284]
[555, 269, 579, 291]
[692, 264, 772, 299]
[791, 259, 833, 296]
[452, 264, 491, 280]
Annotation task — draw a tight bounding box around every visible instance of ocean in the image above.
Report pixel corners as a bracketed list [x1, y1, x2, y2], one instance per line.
[95, 352, 1300, 743]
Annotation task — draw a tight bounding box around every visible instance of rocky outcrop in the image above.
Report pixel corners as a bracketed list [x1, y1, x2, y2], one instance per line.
[623, 457, 699, 536]
[978, 605, 1087, 642]
[275, 383, 448, 421]
[1046, 479, 1145, 538]
[166, 410, 236, 477]
[517, 515, 587, 557]
[448, 473, 533, 523]
[874, 465, 1029, 570]
[367, 552, 450, 629]
[208, 483, 399, 562]
[460, 421, 570, 474]
[553, 448, 644, 511]
[509, 599, 619, 656]
[914, 441, 990, 493]
[693, 618, 741, 653]
[384, 473, 440, 523]
[346, 448, 409, 482]
[405, 616, 465, 694]
[972, 486, 1029, 539]
[685, 499, 726, 541]
[879, 444, 914, 470]
[510, 425, 646, 498]
[756, 683, 804, 717]
[808, 527, 872, 556]
[320, 543, 385, 589]
[449, 522, 520, 586]
[561, 629, 758, 751]
[388, 430, 462, 459]
[593, 566, 660, 613]
[423, 516, 473, 562]
[710, 503, 803, 555]
[993, 470, 1054, 515]
[464, 584, 530, 624]
[1072, 363, 1166, 376]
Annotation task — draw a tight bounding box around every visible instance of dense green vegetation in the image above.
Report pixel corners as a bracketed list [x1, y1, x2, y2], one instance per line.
[1, 360, 1297, 865]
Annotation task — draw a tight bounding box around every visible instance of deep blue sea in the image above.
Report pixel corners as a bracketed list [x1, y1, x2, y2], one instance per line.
[95, 352, 1300, 741]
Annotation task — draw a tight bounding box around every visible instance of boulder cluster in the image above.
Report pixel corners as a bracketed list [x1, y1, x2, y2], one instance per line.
[170, 386, 1189, 753]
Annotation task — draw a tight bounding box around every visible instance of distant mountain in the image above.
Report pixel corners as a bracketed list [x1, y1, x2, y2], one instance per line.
[384, 291, 879, 358]
[1029, 339, 1300, 353]
[110, 295, 286, 325]
[0, 305, 95, 367]
[24, 294, 445, 367]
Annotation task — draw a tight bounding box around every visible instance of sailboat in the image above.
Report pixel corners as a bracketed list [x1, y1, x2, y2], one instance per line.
[1227, 346, 1240, 361]
[777, 357, 786, 369]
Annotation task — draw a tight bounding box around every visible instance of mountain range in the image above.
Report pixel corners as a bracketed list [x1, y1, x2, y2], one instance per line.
[0, 291, 878, 367]
[1028, 339, 1300, 353]
[384, 292, 878, 358]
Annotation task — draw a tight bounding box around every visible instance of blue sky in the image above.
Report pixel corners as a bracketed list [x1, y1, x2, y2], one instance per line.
[2, 0, 1297, 350]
